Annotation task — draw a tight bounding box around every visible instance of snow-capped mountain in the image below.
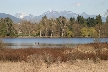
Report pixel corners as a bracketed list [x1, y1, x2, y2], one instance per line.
[41, 10, 78, 19]
[0, 10, 106, 23]
[14, 12, 34, 20]
[40, 10, 98, 20]
[14, 12, 29, 18]
[40, 10, 105, 22]
[14, 10, 106, 22]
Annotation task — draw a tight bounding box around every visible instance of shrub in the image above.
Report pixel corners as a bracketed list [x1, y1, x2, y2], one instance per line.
[0, 43, 108, 64]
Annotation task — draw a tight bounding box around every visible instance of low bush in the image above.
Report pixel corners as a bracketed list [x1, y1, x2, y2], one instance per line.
[0, 43, 108, 64]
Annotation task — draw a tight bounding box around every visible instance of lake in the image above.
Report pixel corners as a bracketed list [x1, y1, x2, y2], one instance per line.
[1, 38, 108, 48]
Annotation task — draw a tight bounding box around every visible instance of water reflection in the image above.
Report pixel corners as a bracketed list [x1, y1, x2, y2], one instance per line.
[2, 38, 108, 48]
[6, 43, 77, 48]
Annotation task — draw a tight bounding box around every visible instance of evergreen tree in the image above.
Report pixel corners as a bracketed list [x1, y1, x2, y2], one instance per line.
[106, 16, 108, 23]
[87, 17, 96, 27]
[4, 17, 16, 36]
[77, 15, 86, 27]
[0, 18, 7, 37]
[69, 17, 75, 25]
[96, 14, 102, 25]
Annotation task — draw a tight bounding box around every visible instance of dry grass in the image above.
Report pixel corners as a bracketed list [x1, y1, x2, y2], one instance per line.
[0, 60, 108, 72]
[0, 42, 108, 62]
[0, 42, 108, 72]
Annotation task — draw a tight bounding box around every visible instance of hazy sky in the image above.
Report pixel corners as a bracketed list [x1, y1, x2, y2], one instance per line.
[0, 0, 108, 16]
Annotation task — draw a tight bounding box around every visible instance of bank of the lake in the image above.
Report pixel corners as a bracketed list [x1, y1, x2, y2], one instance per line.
[2, 38, 108, 48]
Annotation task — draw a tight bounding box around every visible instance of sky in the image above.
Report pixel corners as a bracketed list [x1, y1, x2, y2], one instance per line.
[0, 0, 108, 16]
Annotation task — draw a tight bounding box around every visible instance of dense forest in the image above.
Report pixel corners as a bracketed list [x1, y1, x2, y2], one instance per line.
[0, 14, 108, 38]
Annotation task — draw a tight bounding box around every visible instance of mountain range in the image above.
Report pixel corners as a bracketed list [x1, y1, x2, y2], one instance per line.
[0, 10, 106, 23]
[0, 13, 21, 23]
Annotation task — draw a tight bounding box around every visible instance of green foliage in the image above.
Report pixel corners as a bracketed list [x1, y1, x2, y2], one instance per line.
[106, 16, 108, 23]
[77, 15, 88, 27]
[81, 27, 98, 37]
[89, 27, 98, 37]
[0, 17, 16, 37]
[96, 14, 102, 25]
[69, 17, 75, 25]
[81, 27, 89, 37]
[66, 28, 73, 37]
[0, 18, 7, 37]
[0, 14, 107, 38]
[83, 18, 87, 27]
[77, 15, 84, 24]
[86, 17, 96, 27]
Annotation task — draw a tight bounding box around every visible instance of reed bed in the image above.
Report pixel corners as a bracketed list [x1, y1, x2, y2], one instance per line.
[0, 42, 108, 62]
[0, 42, 108, 72]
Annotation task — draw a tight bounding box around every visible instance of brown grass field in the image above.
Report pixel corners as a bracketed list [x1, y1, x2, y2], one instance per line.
[0, 42, 108, 72]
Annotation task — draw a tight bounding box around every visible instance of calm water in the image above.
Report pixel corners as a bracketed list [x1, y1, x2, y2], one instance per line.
[1, 38, 108, 48]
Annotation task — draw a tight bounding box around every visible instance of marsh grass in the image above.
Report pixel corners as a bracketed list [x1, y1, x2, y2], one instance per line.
[0, 39, 6, 49]
[0, 42, 108, 64]
[0, 42, 108, 72]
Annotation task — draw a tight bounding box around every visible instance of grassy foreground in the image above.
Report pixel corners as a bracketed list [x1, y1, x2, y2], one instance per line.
[0, 42, 108, 72]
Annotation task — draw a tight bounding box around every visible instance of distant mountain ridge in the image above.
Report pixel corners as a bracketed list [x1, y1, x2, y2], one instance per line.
[14, 10, 106, 22]
[0, 13, 21, 23]
[14, 12, 35, 19]
[0, 10, 106, 23]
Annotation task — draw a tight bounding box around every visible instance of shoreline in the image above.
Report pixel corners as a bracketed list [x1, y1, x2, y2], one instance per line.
[1, 36, 108, 38]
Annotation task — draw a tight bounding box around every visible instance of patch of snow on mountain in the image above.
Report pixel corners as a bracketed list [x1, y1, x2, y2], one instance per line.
[14, 12, 29, 19]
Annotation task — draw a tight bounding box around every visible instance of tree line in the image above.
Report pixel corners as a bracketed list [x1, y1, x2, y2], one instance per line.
[0, 14, 108, 38]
